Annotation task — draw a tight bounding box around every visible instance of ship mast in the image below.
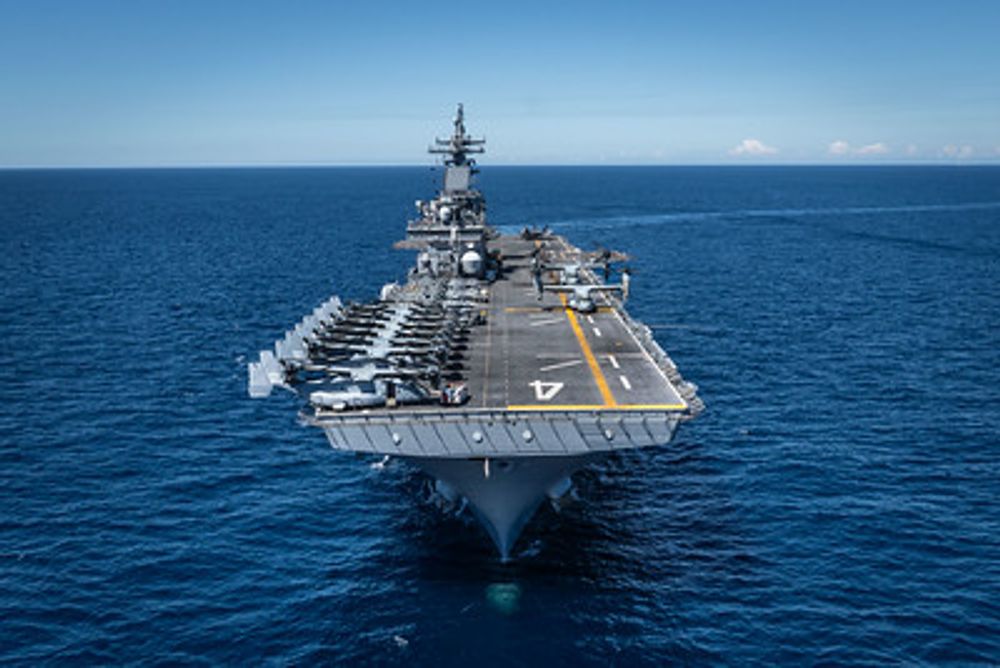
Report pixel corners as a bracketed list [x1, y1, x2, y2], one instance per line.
[429, 103, 485, 168]
[400, 104, 491, 250]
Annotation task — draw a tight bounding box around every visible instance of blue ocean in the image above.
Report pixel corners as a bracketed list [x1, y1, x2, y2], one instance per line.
[1, 166, 998, 665]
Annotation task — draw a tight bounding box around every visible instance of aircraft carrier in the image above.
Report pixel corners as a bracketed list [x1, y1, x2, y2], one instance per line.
[248, 106, 703, 558]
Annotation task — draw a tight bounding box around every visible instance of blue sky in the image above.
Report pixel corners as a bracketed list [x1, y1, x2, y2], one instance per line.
[1, 0, 998, 166]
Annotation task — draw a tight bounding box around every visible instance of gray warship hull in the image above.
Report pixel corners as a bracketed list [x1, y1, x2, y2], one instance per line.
[249, 106, 701, 558]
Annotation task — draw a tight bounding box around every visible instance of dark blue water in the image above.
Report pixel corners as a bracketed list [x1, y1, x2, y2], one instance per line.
[2, 166, 998, 665]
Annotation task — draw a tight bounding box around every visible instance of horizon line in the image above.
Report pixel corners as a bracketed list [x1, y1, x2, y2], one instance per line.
[3, 161, 1000, 171]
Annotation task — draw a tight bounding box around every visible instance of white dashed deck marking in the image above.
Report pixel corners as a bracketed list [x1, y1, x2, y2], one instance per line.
[539, 359, 584, 373]
[530, 318, 564, 327]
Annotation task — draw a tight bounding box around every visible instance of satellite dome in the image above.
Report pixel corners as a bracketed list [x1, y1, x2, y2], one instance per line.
[460, 250, 483, 276]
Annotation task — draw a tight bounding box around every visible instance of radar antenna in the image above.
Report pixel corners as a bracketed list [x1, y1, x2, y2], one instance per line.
[429, 103, 485, 167]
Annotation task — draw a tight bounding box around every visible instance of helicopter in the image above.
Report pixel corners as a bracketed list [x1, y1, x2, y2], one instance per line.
[542, 283, 625, 313]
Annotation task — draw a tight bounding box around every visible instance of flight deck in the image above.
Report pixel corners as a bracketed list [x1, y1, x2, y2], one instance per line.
[307, 229, 699, 461]
[466, 236, 687, 413]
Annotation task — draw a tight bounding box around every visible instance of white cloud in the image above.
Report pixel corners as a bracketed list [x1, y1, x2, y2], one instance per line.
[905, 144, 918, 156]
[828, 140, 851, 155]
[827, 140, 890, 157]
[729, 138, 777, 156]
[942, 144, 974, 159]
[856, 142, 889, 155]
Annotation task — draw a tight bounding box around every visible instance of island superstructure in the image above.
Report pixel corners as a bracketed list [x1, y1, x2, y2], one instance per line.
[248, 106, 703, 558]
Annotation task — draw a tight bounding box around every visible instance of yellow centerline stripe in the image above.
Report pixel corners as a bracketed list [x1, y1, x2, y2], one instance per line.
[559, 294, 617, 407]
[504, 306, 613, 313]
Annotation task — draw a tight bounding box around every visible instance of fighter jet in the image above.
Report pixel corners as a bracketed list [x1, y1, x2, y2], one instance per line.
[309, 378, 434, 412]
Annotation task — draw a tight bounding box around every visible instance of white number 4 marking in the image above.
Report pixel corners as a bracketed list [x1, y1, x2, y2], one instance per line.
[529, 380, 564, 401]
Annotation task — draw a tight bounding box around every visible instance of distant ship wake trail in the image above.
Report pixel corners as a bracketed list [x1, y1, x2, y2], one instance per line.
[539, 200, 1000, 232]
